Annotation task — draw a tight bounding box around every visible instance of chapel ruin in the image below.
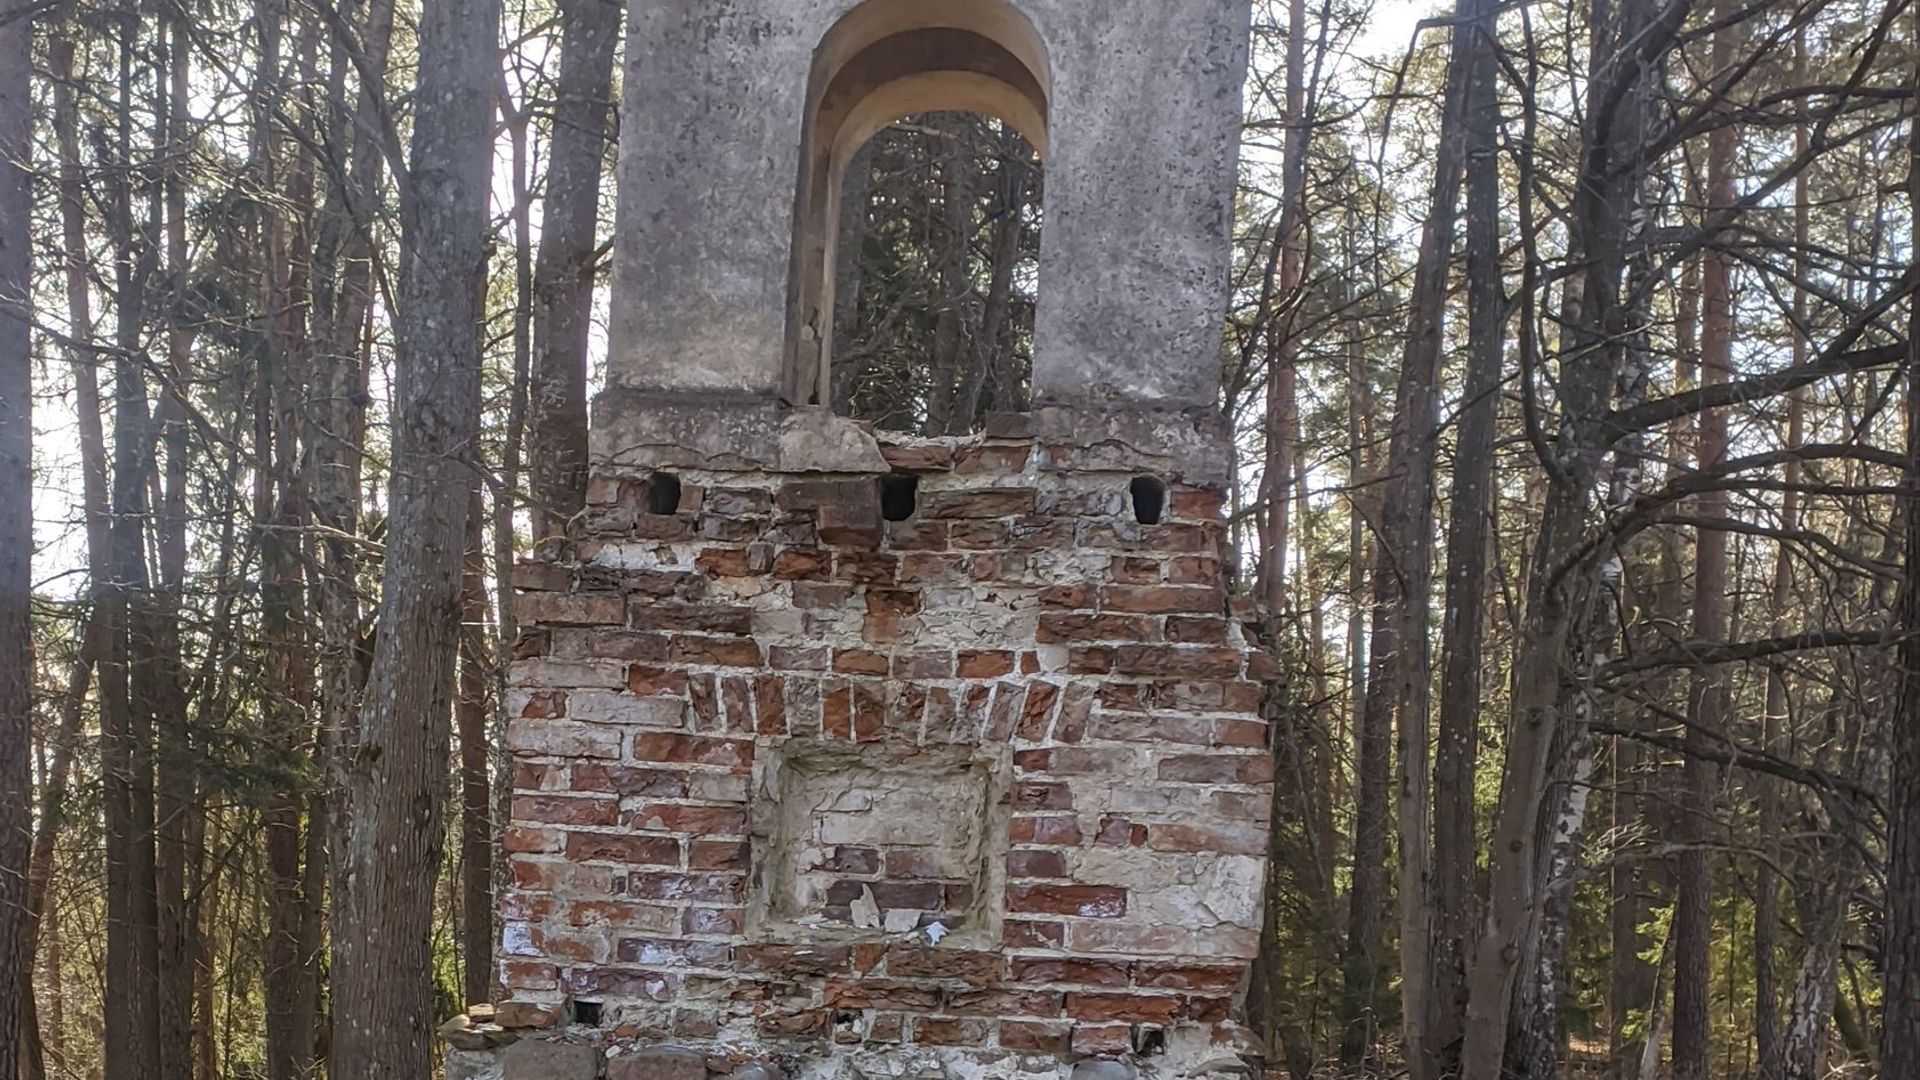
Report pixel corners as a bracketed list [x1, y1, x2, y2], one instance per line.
[449, 1, 1272, 1076]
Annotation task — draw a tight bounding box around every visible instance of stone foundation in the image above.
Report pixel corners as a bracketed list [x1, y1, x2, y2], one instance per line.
[462, 414, 1273, 1080]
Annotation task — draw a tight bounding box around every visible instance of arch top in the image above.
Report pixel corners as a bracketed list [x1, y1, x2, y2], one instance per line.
[810, 0, 1052, 107]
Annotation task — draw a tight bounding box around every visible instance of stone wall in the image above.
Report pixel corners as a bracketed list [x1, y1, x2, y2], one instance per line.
[457, 418, 1274, 1080]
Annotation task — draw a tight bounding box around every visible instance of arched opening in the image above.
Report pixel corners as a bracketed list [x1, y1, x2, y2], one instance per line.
[786, 0, 1050, 435]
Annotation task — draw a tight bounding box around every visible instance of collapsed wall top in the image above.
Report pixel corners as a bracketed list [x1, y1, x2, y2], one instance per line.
[601, 0, 1253, 436]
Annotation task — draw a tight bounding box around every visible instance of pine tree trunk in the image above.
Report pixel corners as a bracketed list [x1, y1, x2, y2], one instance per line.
[329, 0, 499, 1069]
[1424, 0, 1500, 1069]
[527, 0, 618, 535]
[1880, 8, 1920, 1065]
[459, 492, 495, 1007]
[1671, 13, 1738, 1069]
[0, 0, 32, 1070]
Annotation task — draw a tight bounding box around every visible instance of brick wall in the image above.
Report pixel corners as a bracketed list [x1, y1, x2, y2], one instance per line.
[465, 433, 1274, 1080]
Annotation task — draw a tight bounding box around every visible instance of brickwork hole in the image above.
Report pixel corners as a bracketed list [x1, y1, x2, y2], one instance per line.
[647, 473, 683, 515]
[881, 474, 920, 521]
[1129, 476, 1166, 525]
[571, 1001, 604, 1028]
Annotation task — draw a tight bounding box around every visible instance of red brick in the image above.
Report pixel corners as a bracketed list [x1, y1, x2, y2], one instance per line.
[887, 947, 1000, 985]
[1011, 815, 1083, 846]
[511, 628, 550, 659]
[833, 648, 890, 675]
[513, 795, 616, 826]
[1212, 717, 1267, 748]
[836, 551, 899, 585]
[866, 589, 922, 617]
[667, 635, 761, 667]
[615, 937, 732, 966]
[1222, 681, 1265, 712]
[1170, 488, 1226, 519]
[773, 548, 831, 580]
[583, 630, 671, 661]
[508, 718, 621, 759]
[735, 944, 851, 977]
[1017, 682, 1060, 740]
[1133, 963, 1246, 992]
[754, 676, 786, 735]
[1037, 613, 1160, 644]
[1006, 884, 1126, 918]
[1014, 782, 1073, 811]
[998, 1020, 1071, 1053]
[566, 832, 681, 865]
[511, 562, 572, 592]
[626, 666, 689, 696]
[956, 650, 1016, 678]
[1038, 585, 1094, 608]
[628, 604, 753, 635]
[924, 489, 1035, 518]
[768, 645, 830, 670]
[1065, 992, 1183, 1023]
[1004, 920, 1066, 948]
[952, 442, 1032, 474]
[1069, 1023, 1131, 1055]
[627, 804, 748, 835]
[501, 960, 559, 990]
[689, 839, 749, 870]
[825, 979, 940, 1011]
[1112, 645, 1242, 678]
[1009, 957, 1130, 988]
[880, 443, 954, 471]
[519, 592, 625, 626]
[1005, 850, 1068, 878]
[571, 765, 689, 798]
[1137, 523, 1218, 553]
[1165, 615, 1229, 644]
[914, 1017, 993, 1046]
[1067, 647, 1114, 674]
[1157, 753, 1272, 785]
[504, 826, 563, 853]
[1147, 822, 1266, 855]
[626, 872, 746, 904]
[631, 733, 753, 771]
[1167, 555, 1221, 585]
[681, 906, 745, 936]
[1101, 585, 1224, 615]
[517, 689, 566, 718]
[564, 900, 675, 930]
[900, 553, 968, 584]
[1189, 996, 1232, 1023]
[696, 548, 754, 577]
[1095, 816, 1149, 847]
[824, 685, 853, 740]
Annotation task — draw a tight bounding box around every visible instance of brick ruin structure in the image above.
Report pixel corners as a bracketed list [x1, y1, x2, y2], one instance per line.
[443, 1, 1272, 1078]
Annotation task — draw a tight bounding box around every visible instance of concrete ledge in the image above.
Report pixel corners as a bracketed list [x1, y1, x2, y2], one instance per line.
[591, 390, 1232, 486]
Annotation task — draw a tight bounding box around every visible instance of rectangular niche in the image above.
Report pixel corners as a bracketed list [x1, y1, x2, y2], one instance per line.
[748, 740, 1008, 948]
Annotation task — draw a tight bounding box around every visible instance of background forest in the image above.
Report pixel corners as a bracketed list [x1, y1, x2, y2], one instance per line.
[7, 0, 1920, 1076]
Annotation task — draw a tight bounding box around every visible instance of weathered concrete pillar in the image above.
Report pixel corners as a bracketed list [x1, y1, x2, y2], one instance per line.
[594, 0, 1251, 473]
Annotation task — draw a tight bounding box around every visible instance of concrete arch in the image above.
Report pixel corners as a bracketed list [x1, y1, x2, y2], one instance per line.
[784, 0, 1051, 407]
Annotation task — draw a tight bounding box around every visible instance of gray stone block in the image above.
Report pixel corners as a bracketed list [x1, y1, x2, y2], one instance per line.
[606, 1047, 708, 1080]
[502, 1038, 603, 1080]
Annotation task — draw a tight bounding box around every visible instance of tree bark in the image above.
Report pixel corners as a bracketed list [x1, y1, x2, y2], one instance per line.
[527, 0, 618, 535]
[329, 0, 498, 1071]
[1671, 13, 1739, 1073]
[459, 491, 494, 1007]
[1423, 0, 1501, 1071]
[1357, 2, 1480, 1068]
[1880, 5, 1920, 1065]
[1459, 0, 1678, 1068]
[0, 0, 31, 1071]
